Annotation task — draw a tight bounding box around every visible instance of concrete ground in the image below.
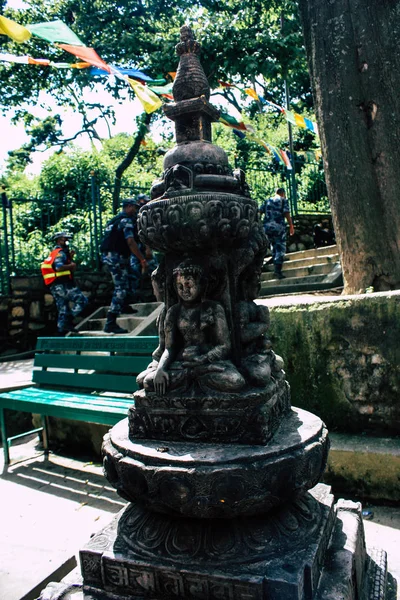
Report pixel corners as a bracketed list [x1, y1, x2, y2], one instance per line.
[0, 358, 399, 600]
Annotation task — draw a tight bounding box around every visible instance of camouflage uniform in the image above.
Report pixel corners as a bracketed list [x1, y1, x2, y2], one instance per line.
[101, 212, 135, 316]
[130, 253, 159, 298]
[51, 246, 88, 333]
[261, 194, 290, 267]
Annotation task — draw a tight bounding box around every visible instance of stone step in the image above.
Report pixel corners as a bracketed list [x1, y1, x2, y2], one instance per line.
[260, 263, 343, 297]
[261, 272, 327, 289]
[285, 244, 338, 261]
[262, 262, 334, 282]
[80, 316, 145, 331]
[281, 252, 340, 269]
[73, 302, 162, 336]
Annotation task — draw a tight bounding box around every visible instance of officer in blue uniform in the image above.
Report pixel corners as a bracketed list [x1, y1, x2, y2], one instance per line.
[101, 199, 148, 333]
[260, 188, 295, 279]
[46, 231, 88, 335]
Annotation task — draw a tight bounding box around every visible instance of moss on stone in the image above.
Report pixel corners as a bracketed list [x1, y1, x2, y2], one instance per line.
[268, 293, 400, 434]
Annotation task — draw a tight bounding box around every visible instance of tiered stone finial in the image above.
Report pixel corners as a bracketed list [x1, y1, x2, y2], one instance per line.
[173, 25, 210, 101]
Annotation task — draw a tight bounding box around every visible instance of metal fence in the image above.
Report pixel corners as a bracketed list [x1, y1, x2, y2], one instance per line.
[245, 159, 329, 215]
[0, 178, 147, 295]
[0, 164, 329, 295]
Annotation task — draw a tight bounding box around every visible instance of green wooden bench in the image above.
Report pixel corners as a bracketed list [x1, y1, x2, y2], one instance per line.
[0, 336, 158, 465]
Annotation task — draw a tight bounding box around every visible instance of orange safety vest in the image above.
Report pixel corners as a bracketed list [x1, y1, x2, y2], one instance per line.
[41, 248, 73, 286]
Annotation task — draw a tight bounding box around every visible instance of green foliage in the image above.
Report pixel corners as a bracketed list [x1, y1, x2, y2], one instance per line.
[0, 0, 328, 276]
[296, 162, 329, 212]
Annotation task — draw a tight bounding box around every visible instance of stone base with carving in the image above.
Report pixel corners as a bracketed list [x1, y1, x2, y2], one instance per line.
[129, 379, 291, 445]
[103, 407, 329, 518]
[76, 484, 386, 600]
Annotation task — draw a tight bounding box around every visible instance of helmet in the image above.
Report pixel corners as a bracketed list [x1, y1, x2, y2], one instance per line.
[52, 231, 72, 240]
[122, 198, 141, 208]
[135, 193, 150, 206]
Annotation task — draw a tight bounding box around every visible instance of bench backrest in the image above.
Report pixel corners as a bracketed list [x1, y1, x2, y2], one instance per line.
[33, 336, 159, 394]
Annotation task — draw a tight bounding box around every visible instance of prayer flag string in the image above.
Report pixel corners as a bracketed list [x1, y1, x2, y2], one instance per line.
[0, 15, 320, 150]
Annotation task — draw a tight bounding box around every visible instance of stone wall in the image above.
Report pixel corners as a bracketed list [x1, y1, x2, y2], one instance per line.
[0, 270, 114, 354]
[263, 290, 400, 435]
[289, 213, 334, 252]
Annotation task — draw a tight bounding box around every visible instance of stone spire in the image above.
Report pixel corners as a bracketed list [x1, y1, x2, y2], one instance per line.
[164, 25, 220, 145]
[172, 25, 210, 101]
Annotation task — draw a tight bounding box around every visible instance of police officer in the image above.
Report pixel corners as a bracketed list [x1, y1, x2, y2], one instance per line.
[260, 188, 295, 279]
[101, 198, 148, 334]
[41, 231, 88, 335]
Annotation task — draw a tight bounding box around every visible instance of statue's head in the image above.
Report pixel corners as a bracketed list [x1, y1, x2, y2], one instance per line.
[173, 260, 205, 303]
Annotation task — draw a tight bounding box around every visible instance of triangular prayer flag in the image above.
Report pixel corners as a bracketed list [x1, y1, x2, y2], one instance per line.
[28, 20, 84, 46]
[280, 150, 292, 170]
[232, 129, 246, 139]
[0, 16, 31, 43]
[244, 88, 260, 101]
[219, 112, 247, 131]
[168, 72, 176, 81]
[0, 52, 29, 64]
[261, 97, 284, 112]
[304, 117, 317, 134]
[128, 78, 163, 113]
[284, 110, 297, 126]
[270, 145, 283, 164]
[149, 82, 174, 100]
[71, 62, 91, 69]
[58, 44, 111, 72]
[218, 80, 236, 88]
[103, 66, 154, 82]
[294, 113, 307, 129]
[27, 57, 51, 66]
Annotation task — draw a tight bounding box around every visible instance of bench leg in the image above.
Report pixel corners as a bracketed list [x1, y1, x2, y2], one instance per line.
[0, 407, 10, 466]
[41, 415, 49, 458]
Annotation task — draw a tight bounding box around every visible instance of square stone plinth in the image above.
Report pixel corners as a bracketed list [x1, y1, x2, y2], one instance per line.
[80, 485, 367, 600]
[129, 379, 290, 445]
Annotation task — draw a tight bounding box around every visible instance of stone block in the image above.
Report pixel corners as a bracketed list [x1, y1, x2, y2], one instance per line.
[29, 301, 42, 319]
[130, 378, 291, 445]
[28, 322, 46, 331]
[11, 306, 24, 317]
[44, 294, 54, 306]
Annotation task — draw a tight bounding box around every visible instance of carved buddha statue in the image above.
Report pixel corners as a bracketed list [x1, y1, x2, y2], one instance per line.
[147, 259, 245, 394]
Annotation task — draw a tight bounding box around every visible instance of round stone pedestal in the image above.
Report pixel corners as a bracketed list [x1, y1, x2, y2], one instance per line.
[103, 407, 329, 518]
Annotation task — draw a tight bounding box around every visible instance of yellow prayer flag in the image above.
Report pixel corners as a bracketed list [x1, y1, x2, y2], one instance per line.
[244, 88, 260, 101]
[294, 113, 307, 128]
[128, 78, 163, 114]
[0, 16, 31, 43]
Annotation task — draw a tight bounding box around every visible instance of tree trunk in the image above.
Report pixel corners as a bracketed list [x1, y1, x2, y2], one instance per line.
[297, 0, 400, 293]
[112, 112, 152, 213]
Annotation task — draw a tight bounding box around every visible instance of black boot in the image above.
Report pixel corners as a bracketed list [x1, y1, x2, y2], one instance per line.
[274, 264, 286, 280]
[104, 312, 128, 334]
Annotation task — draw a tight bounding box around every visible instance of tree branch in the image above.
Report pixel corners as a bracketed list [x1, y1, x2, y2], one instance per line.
[112, 112, 152, 213]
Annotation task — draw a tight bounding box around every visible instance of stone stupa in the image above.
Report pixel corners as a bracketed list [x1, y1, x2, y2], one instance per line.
[41, 25, 387, 600]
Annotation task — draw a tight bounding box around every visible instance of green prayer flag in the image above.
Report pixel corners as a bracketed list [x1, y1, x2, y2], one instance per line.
[28, 20, 84, 46]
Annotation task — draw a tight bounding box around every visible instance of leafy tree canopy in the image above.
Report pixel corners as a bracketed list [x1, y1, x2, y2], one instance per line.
[1, 0, 311, 139]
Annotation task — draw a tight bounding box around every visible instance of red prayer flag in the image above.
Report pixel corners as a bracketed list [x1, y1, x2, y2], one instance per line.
[57, 44, 111, 73]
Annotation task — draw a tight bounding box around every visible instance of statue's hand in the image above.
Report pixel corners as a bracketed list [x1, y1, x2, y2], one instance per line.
[182, 355, 207, 367]
[154, 368, 169, 396]
[181, 346, 199, 361]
